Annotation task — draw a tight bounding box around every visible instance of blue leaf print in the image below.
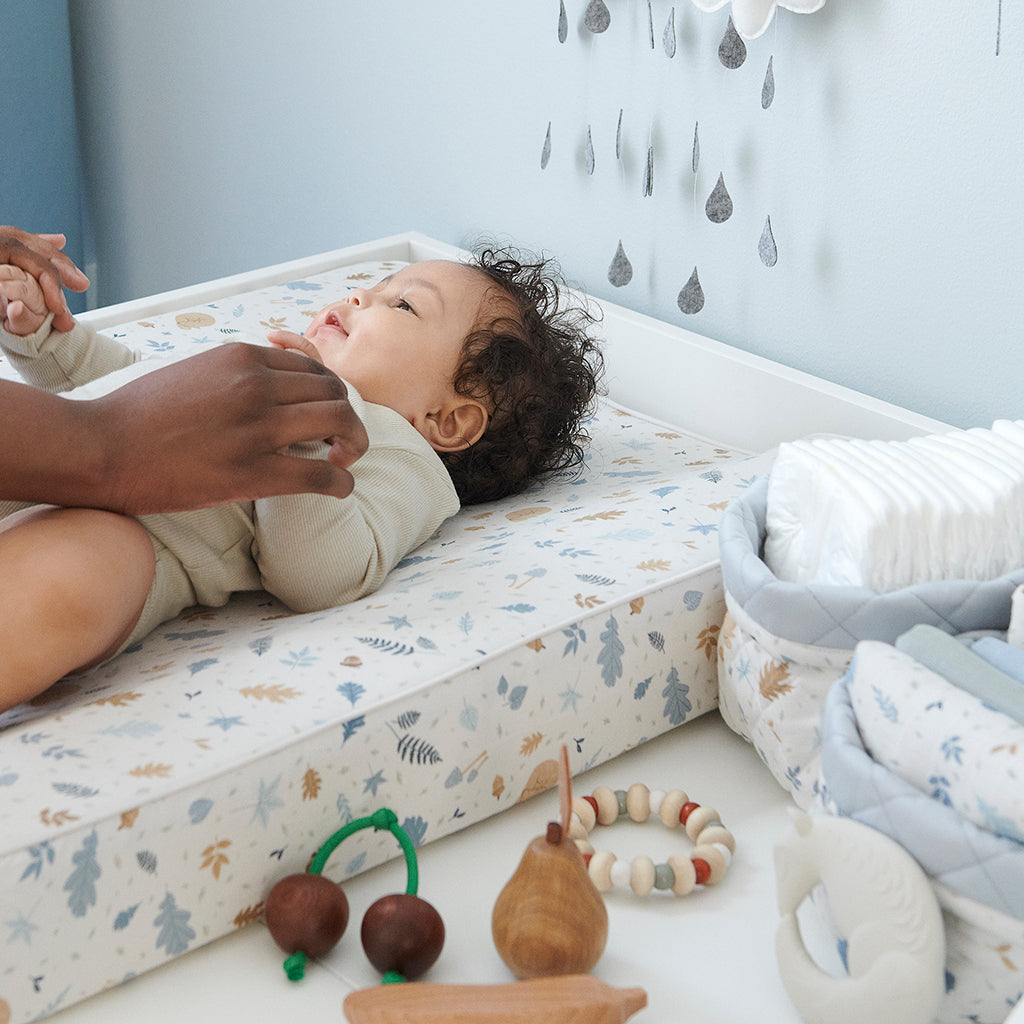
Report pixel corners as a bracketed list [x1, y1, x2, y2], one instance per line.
[164, 629, 227, 642]
[648, 631, 665, 651]
[434, 591, 463, 601]
[785, 764, 802, 790]
[699, 469, 723, 483]
[507, 685, 528, 710]
[445, 767, 463, 788]
[114, 904, 139, 930]
[500, 603, 536, 613]
[598, 615, 624, 688]
[208, 714, 245, 731]
[459, 612, 474, 635]
[387, 615, 412, 630]
[0, 772, 18, 786]
[416, 636, 438, 651]
[65, 831, 101, 918]
[20, 842, 55, 882]
[345, 852, 368, 876]
[401, 815, 429, 847]
[651, 486, 679, 497]
[683, 590, 703, 611]
[357, 637, 414, 655]
[687, 521, 718, 536]
[336, 793, 354, 824]
[249, 637, 272, 656]
[363, 769, 386, 795]
[976, 797, 1024, 842]
[459, 701, 479, 730]
[281, 647, 318, 669]
[661, 668, 692, 725]
[337, 682, 365, 706]
[154, 891, 196, 956]
[562, 624, 586, 657]
[871, 685, 899, 723]
[497, 676, 509, 696]
[188, 798, 214, 824]
[929, 775, 952, 806]
[137, 850, 158, 874]
[342, 716, 365, 743]
[559, 685, 582, 712]
[100, 720, 163, 739]
[941, 735, 964, 764]
[634, 677, 652, 699]
[52, 782, 100, 798]
[285, 280, 325, 290]
[249, 776, 285, 827]
[232, 304, 244, 317]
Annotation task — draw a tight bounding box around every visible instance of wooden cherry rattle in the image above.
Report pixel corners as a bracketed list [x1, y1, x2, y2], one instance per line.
[265, 807, 444, 983]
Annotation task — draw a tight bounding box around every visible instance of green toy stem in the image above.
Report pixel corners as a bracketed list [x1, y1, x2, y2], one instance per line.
[308, 807, 419, 895]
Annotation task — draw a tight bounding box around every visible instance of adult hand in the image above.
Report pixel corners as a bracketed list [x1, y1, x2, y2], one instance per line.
[84, 342, 369, 513]
[0, 227, 89, 333]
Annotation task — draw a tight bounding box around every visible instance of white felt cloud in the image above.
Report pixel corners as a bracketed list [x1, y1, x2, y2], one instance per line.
[690, 0, 825, 40]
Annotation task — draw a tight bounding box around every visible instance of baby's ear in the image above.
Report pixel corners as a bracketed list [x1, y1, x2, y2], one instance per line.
[425, 400, 488, 453]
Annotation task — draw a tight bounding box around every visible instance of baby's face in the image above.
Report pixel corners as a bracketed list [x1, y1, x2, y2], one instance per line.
[304, 261, 490, 427]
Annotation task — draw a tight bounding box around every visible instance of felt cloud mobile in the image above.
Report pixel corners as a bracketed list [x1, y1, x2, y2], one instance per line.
[689, 0, 826, 40]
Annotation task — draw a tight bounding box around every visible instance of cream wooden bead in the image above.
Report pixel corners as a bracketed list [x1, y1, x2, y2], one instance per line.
[568, 818, 589, 842]
[609, 859, 632, 890]
[658, 789, 688, 828]
[574, 838, 595, 858]
[691, 844, 728, 884]
[588, 849, 616, 892]
[684, 805, 720, 842]
[572, 795, 597, 831]
[697, 823, 735, 854]
[629, 855, 656, 896]
[712, 843, 733, 869]
[591, 786, 620, 825]
[626, 783, 650, 823]
[667, 854, 696, 896]
[648, 788, 666, 816]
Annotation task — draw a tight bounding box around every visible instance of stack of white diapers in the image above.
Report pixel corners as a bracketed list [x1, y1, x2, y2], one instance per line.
[764, 420, 1024, 593]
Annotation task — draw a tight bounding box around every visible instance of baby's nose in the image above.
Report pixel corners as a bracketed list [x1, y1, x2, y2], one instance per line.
[345, 289, 367, 306]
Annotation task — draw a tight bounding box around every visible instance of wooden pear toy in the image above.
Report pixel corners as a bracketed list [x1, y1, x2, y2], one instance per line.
[491, 746, 608, 979]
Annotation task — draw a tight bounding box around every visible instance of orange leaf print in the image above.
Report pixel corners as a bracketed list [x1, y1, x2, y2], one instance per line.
[759, 661, 793, 702]
[201, 840, 231, 880]
[302, 768, 322, 801]
[520, 733, 544, 757]
[697, 624, 720, 660]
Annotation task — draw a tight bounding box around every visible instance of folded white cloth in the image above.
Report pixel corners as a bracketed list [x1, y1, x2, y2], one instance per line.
[764, 420, 1024, 592]
[848, 641, 1024, 844]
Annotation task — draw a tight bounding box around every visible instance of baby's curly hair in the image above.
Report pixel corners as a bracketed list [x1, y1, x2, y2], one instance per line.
[440, 247, 604, 506]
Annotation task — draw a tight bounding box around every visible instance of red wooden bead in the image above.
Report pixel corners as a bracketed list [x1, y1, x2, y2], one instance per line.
[679, 801, 700, 825]
[692, 858, 711, 885]
[583, 852, 593, 868]
[360, 893, 445, 980]
[265, 873, 349, 958]
[582, 795, 599, 818]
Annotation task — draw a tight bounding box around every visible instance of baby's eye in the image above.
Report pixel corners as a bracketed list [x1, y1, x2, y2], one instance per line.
[395, 297, 416, 314]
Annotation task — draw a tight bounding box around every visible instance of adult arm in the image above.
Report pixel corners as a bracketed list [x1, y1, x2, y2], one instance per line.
[0, 344, 369, 512]
[0, 227, 89, 333]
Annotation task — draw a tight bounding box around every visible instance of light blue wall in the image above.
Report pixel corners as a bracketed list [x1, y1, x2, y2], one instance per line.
[2, 0, 90, 312]
[68, 1, 1023, 428]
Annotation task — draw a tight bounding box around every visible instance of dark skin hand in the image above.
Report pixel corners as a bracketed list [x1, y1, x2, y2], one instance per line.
[0, 229, 370, 512]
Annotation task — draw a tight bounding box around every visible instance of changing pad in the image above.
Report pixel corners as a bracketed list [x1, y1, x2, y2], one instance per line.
[0, 258, 773, 1023]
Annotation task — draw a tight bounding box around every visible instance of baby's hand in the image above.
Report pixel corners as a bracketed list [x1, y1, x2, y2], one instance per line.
[0, 264, 50, 335]
[266, 329, 323, 365]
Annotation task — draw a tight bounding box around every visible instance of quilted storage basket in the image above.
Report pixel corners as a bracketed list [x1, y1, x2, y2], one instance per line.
[716, 474, 1024, 808]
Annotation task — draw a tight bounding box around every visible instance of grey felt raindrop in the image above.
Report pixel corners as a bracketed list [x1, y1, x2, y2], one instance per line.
[558, 0, 568, 43]
[706, 172, 733, 223]
[642, 145, 654, 196]
[541, 122, 552, 169]
[663, 8, 677, 58]
[608, 241, 633, 287]
[678, 267, 705, 315]
[762, 56, 775, 109]
[615, 109, 623, 161]
[718, 17, 747, 69]
[585, 126, 595, 174]
[584, 0, 611, 33]
[759, 216, 778, 267]
[692, 122, 700, 175]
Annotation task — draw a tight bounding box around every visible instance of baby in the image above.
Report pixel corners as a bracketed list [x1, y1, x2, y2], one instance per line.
[0, 249, 602, 711]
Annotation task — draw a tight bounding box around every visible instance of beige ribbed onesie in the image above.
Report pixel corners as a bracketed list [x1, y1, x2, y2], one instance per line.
[0, 317, 459, 654]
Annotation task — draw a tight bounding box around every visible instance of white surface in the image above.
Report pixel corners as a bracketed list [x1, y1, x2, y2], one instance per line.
[49, 713, 806, 1023]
